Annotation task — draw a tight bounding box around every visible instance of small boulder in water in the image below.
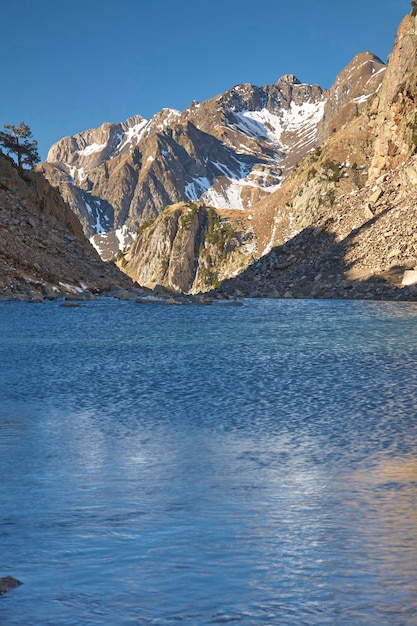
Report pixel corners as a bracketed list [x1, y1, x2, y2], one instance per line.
[0, 576, 22, 596]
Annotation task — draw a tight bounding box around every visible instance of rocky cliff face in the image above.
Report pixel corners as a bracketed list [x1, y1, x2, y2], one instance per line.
[118, 202, 255, 293]
[369, 13, 417, 180]
[0, 154, 134, 301]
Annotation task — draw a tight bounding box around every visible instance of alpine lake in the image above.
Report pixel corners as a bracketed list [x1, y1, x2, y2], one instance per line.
[1, 297, 417, 625]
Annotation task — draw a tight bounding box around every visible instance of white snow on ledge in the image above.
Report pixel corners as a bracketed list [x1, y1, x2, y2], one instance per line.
[77, 142, 107, 156]
[233, 109, 284, 145]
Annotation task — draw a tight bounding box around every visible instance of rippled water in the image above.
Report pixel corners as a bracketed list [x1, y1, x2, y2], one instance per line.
[1, 298, 417, 625]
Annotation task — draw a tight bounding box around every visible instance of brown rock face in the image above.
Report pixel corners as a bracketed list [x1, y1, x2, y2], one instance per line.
[215, 152, 417, 301]
[369, 14, 417, 179]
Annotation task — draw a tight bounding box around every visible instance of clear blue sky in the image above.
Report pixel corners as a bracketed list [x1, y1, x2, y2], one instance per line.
[0, 0, 410, 160]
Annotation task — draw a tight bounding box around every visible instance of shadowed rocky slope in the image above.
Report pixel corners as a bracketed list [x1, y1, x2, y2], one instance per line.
[214, 157, 417, 301]
[0, 154, 134, 301]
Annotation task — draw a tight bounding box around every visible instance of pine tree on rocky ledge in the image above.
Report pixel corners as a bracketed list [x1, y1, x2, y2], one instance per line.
[0, 122, 40, 170]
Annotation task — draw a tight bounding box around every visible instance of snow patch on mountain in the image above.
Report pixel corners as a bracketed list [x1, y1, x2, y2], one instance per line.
[233, 109, 285, 145]
[77, 142, 107, 156]
[231, 100, 324, 155]
[282, 100, 325, 135]
[201, 182, 245, 210]
[116, 119, 149, 153]
[68, 165, 88, 184]
[83, 194, 110, 234]
[116, 225, 135, 250]
[200, 172, 281, 210]
[185, 177, 211, 201]
[185, 149, 284, 210]
[89, 226, 136, 260]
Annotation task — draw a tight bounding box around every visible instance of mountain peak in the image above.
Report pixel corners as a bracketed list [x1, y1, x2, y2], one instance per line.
[316, 50, 386, 144]
[277, 74, 301, 86]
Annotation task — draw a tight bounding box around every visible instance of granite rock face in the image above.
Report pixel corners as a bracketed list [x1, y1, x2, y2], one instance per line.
[119, 202, 255, 293]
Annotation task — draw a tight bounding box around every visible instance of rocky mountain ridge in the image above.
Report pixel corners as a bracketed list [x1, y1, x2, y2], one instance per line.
[39, 76, 326, 261]
[38, 52, 385, 263]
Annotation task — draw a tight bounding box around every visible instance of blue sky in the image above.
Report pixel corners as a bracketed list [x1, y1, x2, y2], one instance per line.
[0, 0, 410, 160]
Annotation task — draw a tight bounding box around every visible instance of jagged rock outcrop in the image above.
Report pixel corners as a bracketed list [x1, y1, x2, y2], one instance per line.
[0, 154, 134, 301]
[119, 202, 255, 293]
[369, 12, 417, 180]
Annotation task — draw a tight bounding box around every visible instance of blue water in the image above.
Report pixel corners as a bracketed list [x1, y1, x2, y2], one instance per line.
[1, 298, 417, 625]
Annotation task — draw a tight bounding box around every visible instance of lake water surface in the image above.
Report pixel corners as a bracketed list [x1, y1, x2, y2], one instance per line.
[1, 298, 417, 625]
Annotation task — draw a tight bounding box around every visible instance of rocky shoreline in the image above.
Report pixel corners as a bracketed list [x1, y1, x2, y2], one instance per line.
[2, 280, 416, 304]
[0, 281, 243, 306]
